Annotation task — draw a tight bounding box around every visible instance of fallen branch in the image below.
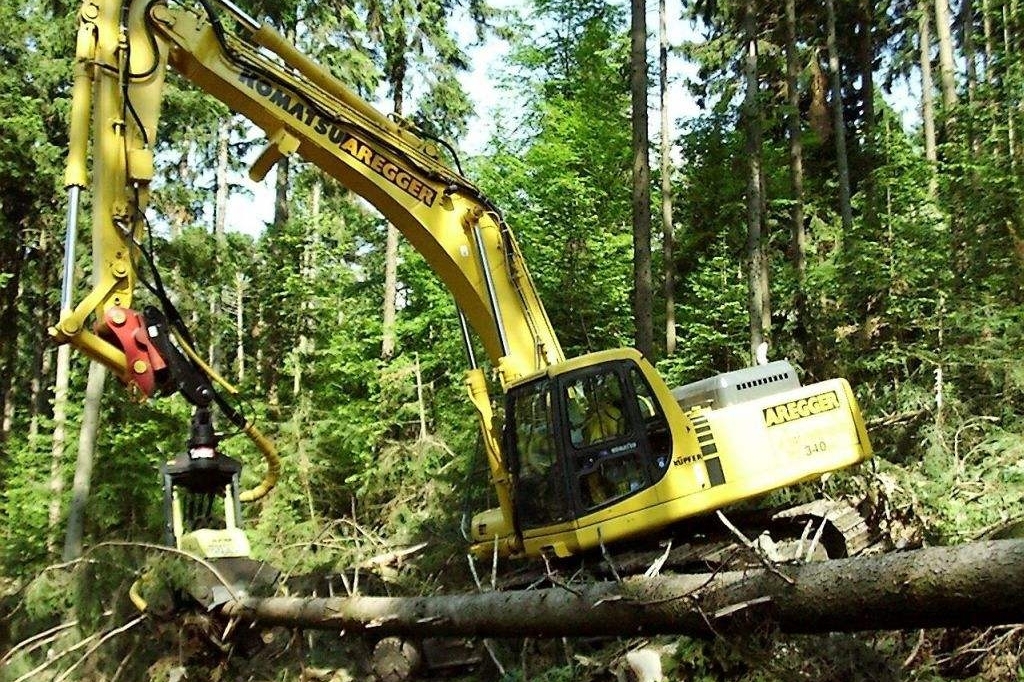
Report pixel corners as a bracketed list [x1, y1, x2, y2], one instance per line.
[52, 615, 146, 682]
[716, 510, 795, 584]
[12, 629, 103, 682]
[2, 619, 79, 664]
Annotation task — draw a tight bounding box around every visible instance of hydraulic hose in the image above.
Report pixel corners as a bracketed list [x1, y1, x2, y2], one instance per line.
[172, 329, 281, 502]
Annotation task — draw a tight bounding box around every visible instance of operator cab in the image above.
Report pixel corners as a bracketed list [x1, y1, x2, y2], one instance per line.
[505, 357, 673, 533]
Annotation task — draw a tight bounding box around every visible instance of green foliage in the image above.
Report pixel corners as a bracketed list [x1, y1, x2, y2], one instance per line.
[657, 243, 749, 384]
[474, 0, 633, 355]
[23, 569, 75, 622]
[1, 436, 59, 574]
[130, 554, 201, 611]
[903, 418, 1024, 544]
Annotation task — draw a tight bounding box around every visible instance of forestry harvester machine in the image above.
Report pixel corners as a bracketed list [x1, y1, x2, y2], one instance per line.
[52, 0, 875, 606]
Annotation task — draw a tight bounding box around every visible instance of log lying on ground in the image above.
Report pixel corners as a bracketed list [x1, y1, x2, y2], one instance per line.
[221, 540, 1024, 638]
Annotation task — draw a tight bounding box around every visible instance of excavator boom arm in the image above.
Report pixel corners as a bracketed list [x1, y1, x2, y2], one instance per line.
[55, 0, 563, 389]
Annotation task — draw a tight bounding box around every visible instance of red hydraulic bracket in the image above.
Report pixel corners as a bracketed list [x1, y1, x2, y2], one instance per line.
[101, 306, 168, 399]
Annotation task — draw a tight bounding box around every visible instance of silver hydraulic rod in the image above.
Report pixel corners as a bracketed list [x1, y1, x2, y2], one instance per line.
[470, 223, 510, 358]
[215, 0, 260, 31]
[60, 186, 81, 312]
[457, 307, 478, 370]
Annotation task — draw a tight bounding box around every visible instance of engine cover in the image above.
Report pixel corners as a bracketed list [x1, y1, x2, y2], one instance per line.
[671, 360, 801, 411]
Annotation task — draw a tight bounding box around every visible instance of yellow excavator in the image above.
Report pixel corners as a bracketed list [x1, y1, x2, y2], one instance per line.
[53, 0, 873, 572]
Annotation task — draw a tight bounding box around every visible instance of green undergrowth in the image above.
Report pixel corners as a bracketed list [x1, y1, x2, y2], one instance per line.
[6, 410, 1024, 681]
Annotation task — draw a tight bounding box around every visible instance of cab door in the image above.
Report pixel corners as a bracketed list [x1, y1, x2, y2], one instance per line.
[506, 378, 573, 531]
[558, 365, 648, 515]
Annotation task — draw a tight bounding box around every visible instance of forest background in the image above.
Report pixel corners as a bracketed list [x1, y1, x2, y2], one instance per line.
[2, 0, 1024, 679]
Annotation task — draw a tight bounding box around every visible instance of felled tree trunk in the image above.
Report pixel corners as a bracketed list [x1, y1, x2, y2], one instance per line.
[223, 540, 1024, 638]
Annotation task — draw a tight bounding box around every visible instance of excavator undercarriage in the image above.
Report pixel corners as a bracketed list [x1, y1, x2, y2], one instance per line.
[493, 497, 882, 591]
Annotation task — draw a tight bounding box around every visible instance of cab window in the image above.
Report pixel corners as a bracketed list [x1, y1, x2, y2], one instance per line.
[513, 380, 556, 476]
[629, 366, 672, 472]
[566, 371, 627, 448]
[564, 369, 646, 510]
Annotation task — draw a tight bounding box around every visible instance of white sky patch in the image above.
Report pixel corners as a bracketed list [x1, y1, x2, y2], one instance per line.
[451, 0, 517, 155]
[225, 165, 275, 235]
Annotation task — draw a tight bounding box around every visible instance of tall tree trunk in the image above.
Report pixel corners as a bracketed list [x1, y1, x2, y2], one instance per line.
[963, 0, 978, 106]
[743, 0, 769, 362]
[858, 0, 878, 234]
[934, 0, 959, 118]
[982, 0, 994, 79]
[255, 307, 264, 393]
[825, 0, 854, 241]
[631, 0, 654, 360]
[382, 66, 407, 361]
[0, 252, 23, 446]
[808, 58, 831, 141]
[960, 1, 983, 276]
[414, 353, 428, 440]
[62, 361, 107, 561]
[29, 344, 52, 444]
[293, 179, 319, 531]
[1, 386, 13, 438]
[1004, 2, 1018, 172]
[934, 0, 965, 278]
[263, 154, 290, 407]
[235, 272, 246, 384]
[274, 156, 291, 231]
[210, 117, 231, 372]
[169, 146, 195, 239]
[381, 224, 400, 360]
[784, 0, 806, 287]
[47, 344, 72, 555]
[2, 275, 26, 439]
[214, 119, 230, 247]
[293, 180, 318, 400]
[920, 0, 939, 198]
[659, 0, 675, 356]
[962, 0, 982, 170]
[29, 231, 54, 444]
[0, 179, 31, 451]
[1003, 3, 1014, 75]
